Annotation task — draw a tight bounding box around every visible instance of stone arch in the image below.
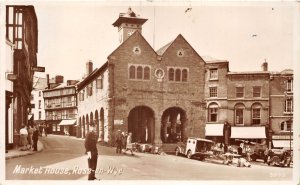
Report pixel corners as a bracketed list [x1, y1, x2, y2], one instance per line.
[128, 106, 155, 143]
[100, 108, 104, 141]
[95, 110, 99, 139]
[161, 107, 187, 143]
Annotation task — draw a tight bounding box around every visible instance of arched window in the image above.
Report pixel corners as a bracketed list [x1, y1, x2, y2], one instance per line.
[129, 66, 135, 79]
[252, 103, 262, 125]
[208, 103, 219, 122]
[144, 66, 150, 80]
[169, 68, 174, 81]
[182, 69, 188, 82]
[137, 66, 143, 79]
[280, 122, 286, 131]
[235, 103, 245, 125]
[175, 69, 181, 81]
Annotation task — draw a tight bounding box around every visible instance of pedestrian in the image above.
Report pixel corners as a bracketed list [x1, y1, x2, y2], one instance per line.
[19, 125, 28, 151]
[224, 144, 228, 153]
[115, 130, 123, 154]
[32, 126, 39, 151]
[85, 124, 98, 180]
[125, 132, 134, 155]
[245, 145, 252, 161]
[122, 132, 127, 154]
[238, 143, 243, 155]
[27, 126, 34, 149]
[263, 147, 269, 163]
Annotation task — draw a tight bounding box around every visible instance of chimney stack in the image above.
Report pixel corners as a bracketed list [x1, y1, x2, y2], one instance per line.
[46, 74, 50, 89]
[86, 60, 93, 75]
[262, 59, 268, 71]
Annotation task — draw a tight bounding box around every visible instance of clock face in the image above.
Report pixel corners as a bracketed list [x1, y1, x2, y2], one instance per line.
[127, 29, 135, 36]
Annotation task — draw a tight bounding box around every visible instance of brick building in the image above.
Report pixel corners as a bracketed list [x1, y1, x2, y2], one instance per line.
[269, 69, 293, 149]
[226, 65, 270, 146]
[77, 8, 207, 147]
[43, 78, 79, 136]
[204, 59, 229, 143]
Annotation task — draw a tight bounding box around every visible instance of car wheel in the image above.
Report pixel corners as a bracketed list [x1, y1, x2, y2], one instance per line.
[187, 151, 192, 159]
[251, 156, 256, 161]
[175, 148, 179, 156]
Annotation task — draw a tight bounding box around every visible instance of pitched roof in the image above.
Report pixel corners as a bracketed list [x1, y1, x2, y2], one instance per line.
[108, 30, 157, 59]
[156, 40, 174, 56]
[155, 34, 206, 63]
[32, 77, 48, 90]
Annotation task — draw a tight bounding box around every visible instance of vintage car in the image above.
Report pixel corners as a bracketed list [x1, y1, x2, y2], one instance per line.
[267, 149, 291, 167]
[175, 137, 214, 161]
[250, 143, 267, 161]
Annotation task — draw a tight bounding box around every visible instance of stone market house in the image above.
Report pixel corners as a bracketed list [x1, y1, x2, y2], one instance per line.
[76, 8, 294, 152]
[77, 8, 207, 149]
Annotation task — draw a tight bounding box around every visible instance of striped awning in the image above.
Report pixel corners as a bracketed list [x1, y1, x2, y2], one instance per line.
[58, 119, 77, 126]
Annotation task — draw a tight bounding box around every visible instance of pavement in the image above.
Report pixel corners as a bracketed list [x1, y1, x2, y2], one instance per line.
[5, 140, 44, 160]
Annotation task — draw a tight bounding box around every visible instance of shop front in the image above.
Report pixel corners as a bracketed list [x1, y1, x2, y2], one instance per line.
[230, 126, 267, 145]
[272, 134, 293, 151]
[205, 123, 224, 143]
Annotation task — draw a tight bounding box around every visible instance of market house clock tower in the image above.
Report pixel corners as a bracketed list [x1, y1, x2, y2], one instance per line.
[112, 7, 148, 43]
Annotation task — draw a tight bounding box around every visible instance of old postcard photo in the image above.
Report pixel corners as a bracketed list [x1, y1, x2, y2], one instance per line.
[1, 1, 299, 185]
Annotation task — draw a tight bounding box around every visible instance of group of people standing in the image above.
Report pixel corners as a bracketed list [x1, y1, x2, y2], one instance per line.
[19, 125, 39, 151]
[115, 130, 134, 155]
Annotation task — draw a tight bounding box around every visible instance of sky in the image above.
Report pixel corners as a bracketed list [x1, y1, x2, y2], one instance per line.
[19, 1, 297, 81]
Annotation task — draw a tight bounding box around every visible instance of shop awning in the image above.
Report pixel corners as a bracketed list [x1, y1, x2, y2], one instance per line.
[205, 124, 224, 136]
[58, 119, 77, 126]
[231, 126, 266, 139]
[273, 140, 293, 149]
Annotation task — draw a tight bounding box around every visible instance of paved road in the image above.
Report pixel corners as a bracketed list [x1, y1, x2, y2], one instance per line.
[6, 135, 293, 181]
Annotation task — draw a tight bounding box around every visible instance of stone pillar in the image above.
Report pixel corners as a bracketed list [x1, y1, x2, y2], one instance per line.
[154, 114, 162, 146]
[181, 115, 188, 142]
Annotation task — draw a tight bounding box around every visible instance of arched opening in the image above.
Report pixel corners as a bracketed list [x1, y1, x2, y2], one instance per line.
[90, 112, 94, 126]
[161, 107, 187, 143]
[128, 106, 155, 143]
[78, 117, 82, 138]
[100, 108, 104, 141]
[82, 115, 85, 138]
[95, 110, 99, 139]
[86, 114, 89, 133]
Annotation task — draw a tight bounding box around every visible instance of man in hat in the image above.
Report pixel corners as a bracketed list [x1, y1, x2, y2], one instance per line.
[85, 124, 98, 180]
[115, 130, 123, 154]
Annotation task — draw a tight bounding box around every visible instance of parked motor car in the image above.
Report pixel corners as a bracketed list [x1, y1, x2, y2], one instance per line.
[250, 143, 267, 161]
[267, 149, 291, 167]
[175, 137, 214, 161]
